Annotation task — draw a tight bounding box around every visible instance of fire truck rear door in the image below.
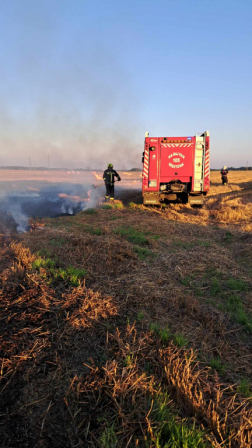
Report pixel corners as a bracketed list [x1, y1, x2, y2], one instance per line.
[160, 142, 194, 181]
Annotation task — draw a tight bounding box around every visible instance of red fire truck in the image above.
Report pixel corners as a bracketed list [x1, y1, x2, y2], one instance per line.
[142, 131, 210, 205]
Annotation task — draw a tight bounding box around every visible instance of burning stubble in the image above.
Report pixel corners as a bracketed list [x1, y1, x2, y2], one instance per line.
[0, 183, 101, 234]
[0, 170, 142, 234]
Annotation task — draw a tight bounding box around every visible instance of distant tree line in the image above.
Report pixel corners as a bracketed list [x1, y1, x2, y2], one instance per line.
[0, 166, 89, 171]
[0, 166, 142, 171]
[0, 166, 249, 172]
[211, 167, 252, 171]
[227, 167, 252, 171]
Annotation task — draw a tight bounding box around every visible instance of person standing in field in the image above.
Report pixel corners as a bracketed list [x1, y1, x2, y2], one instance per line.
[103, 164, 121, 201]
[220, 166, 229, 185]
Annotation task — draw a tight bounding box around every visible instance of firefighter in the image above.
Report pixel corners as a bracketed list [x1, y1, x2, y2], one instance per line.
[103, 164, 121, 201]
[220, 166, 229, 185]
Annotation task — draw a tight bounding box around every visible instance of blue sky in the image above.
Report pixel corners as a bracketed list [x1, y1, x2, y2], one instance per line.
[0, 0, 251, 168]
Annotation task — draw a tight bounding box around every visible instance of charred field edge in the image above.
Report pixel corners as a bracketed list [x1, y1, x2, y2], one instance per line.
[1, 171, 252, 447]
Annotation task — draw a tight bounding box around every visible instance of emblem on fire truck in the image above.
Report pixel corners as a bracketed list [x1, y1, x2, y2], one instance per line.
[168, 152, 185, 169]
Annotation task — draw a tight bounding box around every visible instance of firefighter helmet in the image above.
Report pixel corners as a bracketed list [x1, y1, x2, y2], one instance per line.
[108, 163, 113, 168]
[223, 166, 227, 169]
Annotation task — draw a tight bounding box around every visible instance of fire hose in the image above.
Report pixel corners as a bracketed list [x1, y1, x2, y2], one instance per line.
[92, 180, 120, 189]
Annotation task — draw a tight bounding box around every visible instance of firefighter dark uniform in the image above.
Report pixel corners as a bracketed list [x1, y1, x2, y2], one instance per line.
[220, 166, 229, 185]
[103, 164, 121, 201]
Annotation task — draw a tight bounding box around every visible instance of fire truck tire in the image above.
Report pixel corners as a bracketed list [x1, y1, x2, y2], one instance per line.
[166, 194, 177, 201]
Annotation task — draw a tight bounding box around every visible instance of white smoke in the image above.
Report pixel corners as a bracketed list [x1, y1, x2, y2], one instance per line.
[82, 187, 101, 210]
[9, 203, 29, 233]
[61, 203, 66, 214]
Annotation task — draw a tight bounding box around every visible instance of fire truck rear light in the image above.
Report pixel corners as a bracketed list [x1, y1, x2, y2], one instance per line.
[149, 180, 157, 187]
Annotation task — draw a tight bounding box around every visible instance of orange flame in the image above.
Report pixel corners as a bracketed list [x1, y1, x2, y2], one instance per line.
[92, 171, 103, 180]
[27, 187, 39, 192]
[127, 180, 141, 184]
[30, 220, 45, 232]
[58, 193, 84, 202]
[123, 172, 132, 176]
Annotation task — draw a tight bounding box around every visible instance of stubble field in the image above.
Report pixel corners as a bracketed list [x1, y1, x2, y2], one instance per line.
[0, 170, 252, 447]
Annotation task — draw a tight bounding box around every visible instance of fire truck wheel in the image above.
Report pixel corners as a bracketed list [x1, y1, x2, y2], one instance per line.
[166, 194, 177, 201]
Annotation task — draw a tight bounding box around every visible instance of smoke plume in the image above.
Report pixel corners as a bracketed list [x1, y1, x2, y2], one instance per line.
[0, 2, 143, 170]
